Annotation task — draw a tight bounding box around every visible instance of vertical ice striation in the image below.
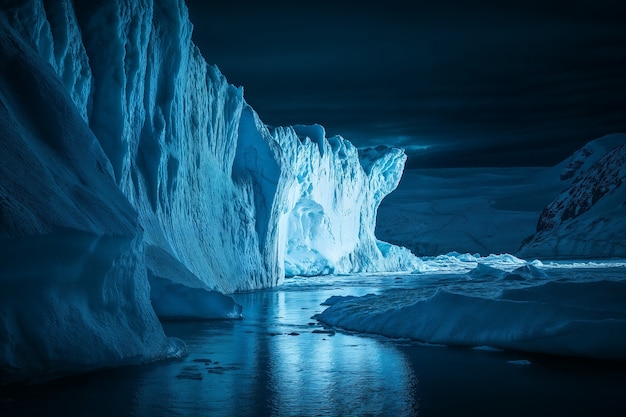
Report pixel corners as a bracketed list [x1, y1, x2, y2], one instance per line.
[0, 18, 184, 383]
[69, 0, 283, 292]
[3, 0, 92, 121]
[273, 127, 420, 276]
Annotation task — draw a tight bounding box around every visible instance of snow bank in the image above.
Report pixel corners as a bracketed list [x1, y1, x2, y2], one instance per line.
[316, 279, 626, 361]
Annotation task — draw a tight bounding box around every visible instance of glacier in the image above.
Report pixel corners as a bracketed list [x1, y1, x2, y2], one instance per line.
[0, 0, 417, 382]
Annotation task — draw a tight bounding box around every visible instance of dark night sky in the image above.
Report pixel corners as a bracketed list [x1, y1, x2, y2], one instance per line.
[185, 0, 626, 168]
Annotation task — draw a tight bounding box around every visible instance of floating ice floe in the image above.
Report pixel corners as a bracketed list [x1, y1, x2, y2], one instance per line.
[316, 278, 626, 361]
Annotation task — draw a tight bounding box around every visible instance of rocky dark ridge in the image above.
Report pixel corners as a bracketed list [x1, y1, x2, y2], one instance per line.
[537, 144, 625, 233]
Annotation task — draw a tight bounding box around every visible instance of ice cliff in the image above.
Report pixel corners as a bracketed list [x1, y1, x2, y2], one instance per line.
[519, 134, 626, 258]
[275, 128, 418, 276]
[0, 14, 185, 382]
[0, 0, 416, 382]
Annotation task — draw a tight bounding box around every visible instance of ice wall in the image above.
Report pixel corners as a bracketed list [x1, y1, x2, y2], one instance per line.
[273, 127, 420, 276]
[0, 19, 184, 383]
[70, 0, 279, 293]
[3, 0, 274, 293]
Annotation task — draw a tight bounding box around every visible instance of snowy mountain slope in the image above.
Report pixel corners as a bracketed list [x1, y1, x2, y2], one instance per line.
[549, 133, 626, 182]
[519, 137, 626, 258]
[0, 20, 184, 383]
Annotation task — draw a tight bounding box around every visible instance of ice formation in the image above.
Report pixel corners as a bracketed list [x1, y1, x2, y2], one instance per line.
[3, 0, 416, 292]
[275, 129, 420, 276]
[317, 262, 626, 361]
[0, 0, 416, 382]
[0, 18, 185, 383]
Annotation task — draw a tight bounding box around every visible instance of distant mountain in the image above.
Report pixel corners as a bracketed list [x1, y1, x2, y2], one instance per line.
[549, 133, 626, 182]
[519, 134, 626, 258]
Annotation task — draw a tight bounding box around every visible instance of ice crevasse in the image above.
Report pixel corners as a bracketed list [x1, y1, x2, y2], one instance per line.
[0, 0, 418, 381]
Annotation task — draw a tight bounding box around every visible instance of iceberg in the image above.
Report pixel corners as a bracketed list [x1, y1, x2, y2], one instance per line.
[3, 0, 416, 293]
[275, 128, 420, 276]
[0, 0, 416, 382]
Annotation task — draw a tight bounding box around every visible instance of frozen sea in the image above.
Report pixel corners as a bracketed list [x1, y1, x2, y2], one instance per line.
[2, 261, 625, 417]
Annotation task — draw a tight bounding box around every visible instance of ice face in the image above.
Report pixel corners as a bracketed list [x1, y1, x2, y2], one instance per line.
[3, 0, 91, 122]
[274, 126, 420, 277]
[0, 20, 184, 383]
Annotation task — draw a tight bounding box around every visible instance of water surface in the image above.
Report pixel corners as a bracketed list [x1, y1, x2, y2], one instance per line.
[2, 268, 625, 416]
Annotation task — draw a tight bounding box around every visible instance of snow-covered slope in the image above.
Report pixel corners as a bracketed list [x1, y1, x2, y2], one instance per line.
[376, 167, 563, 256]
[550, 133, 626, 182]
[0, 0, 416, 382]
[519, 134, 626, 258]
[377, 134, 626, 259]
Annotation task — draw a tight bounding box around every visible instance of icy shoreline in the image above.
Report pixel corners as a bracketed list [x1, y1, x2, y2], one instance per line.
[315, 255, 626, 361]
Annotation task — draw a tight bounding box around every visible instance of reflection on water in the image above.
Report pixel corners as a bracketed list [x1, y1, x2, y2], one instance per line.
[2, 273, 626, 416]
[146, 290, 419, 417]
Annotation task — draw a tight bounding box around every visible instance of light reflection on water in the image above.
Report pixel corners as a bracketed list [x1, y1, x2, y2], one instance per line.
[265, 291, 417, 416]
[2, 269, 626, 416]
[148, 289, 418, 417]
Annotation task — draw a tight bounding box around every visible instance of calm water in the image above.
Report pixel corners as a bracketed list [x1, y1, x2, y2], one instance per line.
[2, 271, 626, 416]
